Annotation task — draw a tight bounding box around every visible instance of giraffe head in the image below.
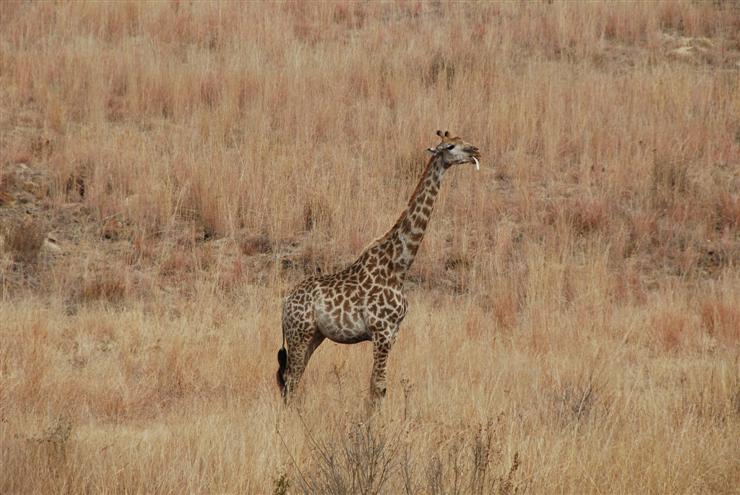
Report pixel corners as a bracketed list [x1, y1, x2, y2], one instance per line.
[427, 130, 481, 169]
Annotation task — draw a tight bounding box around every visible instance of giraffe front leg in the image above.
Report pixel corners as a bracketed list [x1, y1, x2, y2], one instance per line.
[370, 325, 398, 407]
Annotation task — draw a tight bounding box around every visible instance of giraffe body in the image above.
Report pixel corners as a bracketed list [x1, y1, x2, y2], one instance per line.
[277, 131, 480, 404]
[283, 260, 407, 345]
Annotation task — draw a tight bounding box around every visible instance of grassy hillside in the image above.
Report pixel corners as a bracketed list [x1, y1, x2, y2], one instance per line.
[1, 1, 739, 493]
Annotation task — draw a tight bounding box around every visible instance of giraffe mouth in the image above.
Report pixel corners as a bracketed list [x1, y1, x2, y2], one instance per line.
[453, 157, 480, 169]
[463, 146, 480, 170]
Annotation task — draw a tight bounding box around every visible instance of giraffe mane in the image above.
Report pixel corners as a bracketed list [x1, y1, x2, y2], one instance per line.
[359, 152, 439, 256]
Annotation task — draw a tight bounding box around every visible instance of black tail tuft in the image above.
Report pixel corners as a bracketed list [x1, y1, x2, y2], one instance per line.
[276, 347, 287, 396]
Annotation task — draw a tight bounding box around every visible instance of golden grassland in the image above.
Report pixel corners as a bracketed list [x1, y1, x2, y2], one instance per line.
[1, 1, 739, 493]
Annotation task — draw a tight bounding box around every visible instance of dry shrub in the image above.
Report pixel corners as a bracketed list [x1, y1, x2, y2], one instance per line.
[303, 196, 334, 233]
[489, 289, 519, 331]
[626, 210, 659, 255]
[681, 364, 740, 424]
[158, 247, 193, 278]
[3, 217, 47, 266]
[100, 217, 124, 241]
[700, 297, 740, 346]
[240, 233, 272, 256]
[714, 190, 740, 233]
[130, 231, 158, 264]
[75, 268, 129, 306]
[553, 377, 598, 424]
[651, 156, 691, 209]
[420, 423, 522, 495]
[651, 310, 695, 352]
[291, 416, 523, 495]
[25, 417, 74, 475]
[296, 419, 398, 495]
[564, 196, 610, 237]
[0, 169, 14, 206]
[216, 261, 239, 294]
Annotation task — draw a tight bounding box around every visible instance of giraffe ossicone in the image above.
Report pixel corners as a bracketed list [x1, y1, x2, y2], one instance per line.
[277, 130, 481, 405]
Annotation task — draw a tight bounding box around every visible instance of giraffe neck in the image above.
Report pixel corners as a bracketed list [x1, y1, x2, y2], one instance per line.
[373, 154, 447, 280]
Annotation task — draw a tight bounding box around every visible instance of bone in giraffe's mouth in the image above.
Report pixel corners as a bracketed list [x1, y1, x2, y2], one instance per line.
[473, 157, 480, 170]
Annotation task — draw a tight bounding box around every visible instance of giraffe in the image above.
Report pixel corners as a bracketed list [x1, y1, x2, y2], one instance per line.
[277, 130, 480, 405]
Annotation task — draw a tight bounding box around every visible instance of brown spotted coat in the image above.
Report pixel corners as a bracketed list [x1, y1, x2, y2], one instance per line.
[277, 131, 480, 404]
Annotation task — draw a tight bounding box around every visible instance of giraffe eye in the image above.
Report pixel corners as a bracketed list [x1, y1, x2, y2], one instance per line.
[446, 144, 455, 151]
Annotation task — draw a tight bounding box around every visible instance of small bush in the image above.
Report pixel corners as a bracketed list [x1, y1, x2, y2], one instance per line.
[4, 217, 47, 266]
[298, 419, 398, 495]
[74, 268, 129, 305]
[286, 415, 524, 495]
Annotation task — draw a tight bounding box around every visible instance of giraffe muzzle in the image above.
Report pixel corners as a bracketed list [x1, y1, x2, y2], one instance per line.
[464, 146, 480, 170]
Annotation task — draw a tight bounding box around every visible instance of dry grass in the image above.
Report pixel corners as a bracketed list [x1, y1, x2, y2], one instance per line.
[1, 1, 739, 493]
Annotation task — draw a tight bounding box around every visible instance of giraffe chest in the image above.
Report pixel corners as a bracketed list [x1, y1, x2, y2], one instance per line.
[363, 285, 407, 327]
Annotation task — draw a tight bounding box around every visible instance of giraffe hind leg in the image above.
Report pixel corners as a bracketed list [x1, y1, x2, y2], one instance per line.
[282, 323, 323, 403]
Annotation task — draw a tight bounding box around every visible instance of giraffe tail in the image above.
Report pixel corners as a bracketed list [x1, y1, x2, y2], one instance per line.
[276, 347, 288, 396]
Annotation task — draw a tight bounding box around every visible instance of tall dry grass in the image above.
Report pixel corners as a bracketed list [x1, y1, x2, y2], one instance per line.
[1, 1, 739, 493]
